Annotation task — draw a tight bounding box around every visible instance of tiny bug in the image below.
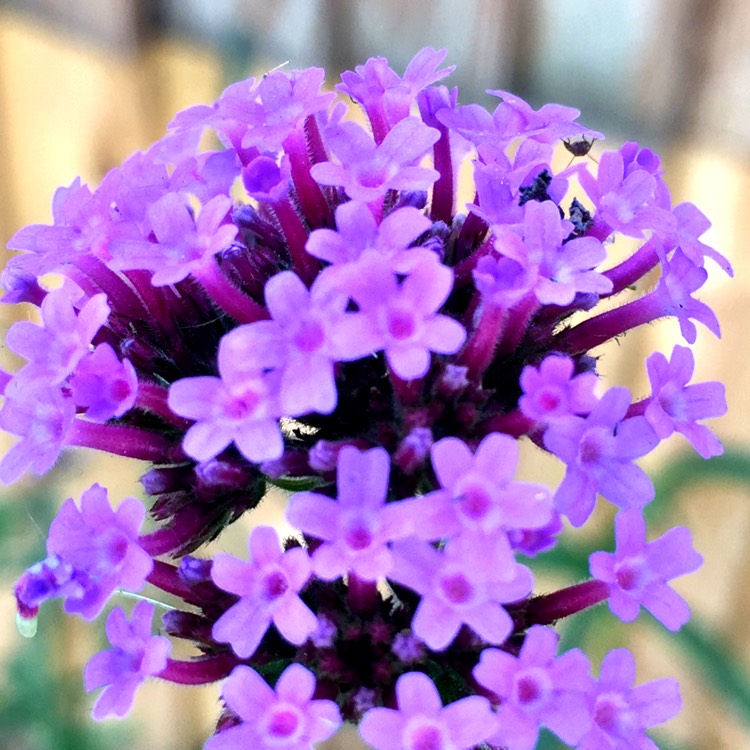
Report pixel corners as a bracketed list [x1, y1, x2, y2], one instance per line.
[562, 135, 599, 166]
[563, 135, 596, 157]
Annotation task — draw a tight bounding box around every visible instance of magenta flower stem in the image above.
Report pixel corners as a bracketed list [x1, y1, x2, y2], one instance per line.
[159, 653, 239, 685]
[192, 258, 269, 323]
[478, 410, 536, 439]
[348, 572, 378, 615]
[304, 114, 329, 166]
[458, 301, 507, 381]
[558, 292, 665, 354]
[66, 421, 173, 462]
[523, 579, 610, 626]
[284, 124, 333, 229]
[272, 196, 319, 284]
[139, 511, 212, 557]
[124, 269, 179, 336]
[625, 397, 649, 418]
[135, 382, 190, 427]
[497, 294, 540, 355]
[454, 207, 488, 263]
[429, 122, 455, 224]
[604, 235, 662, 296]
[70, 256, 147, 320]
[145, 559, 205, 606]
[453, 240, 493, 286]
[366, 104, 390, 145]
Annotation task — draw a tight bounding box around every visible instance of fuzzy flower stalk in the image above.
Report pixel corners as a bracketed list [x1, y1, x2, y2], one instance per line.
[5, 49, 727, 749]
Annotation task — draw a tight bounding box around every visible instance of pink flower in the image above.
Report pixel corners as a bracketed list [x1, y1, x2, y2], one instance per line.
[359, 671, 498, 750]
[205, 664, 341, 750]
[211, 526, 318, 658]
[84, 601, 170, 720]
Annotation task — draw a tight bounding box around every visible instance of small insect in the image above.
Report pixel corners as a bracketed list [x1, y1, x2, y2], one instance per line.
[562, 135, 599, 167]
[563, 135, 596, 158]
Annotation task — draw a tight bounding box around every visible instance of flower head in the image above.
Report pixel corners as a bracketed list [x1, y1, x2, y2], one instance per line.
[0, 47, 725, 750]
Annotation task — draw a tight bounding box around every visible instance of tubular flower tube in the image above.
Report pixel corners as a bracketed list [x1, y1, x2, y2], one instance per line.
[3, 49, 726, 749]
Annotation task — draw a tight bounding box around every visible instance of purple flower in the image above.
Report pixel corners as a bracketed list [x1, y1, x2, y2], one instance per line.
[389, 536, 533, 651]
[171, 68, 334, 156]
[359, 671, 498, 750]
[171, 148, 241, 202]
[473, 252, 535, 308]
[544, 387, 660, 526]
[578, 648, 681, 750]
[110, 193, 238, 286]
[519, 354, 599, 423]
[0, 379, 75, 484]
[495, 200, 612, 306]
[487, 88, 602, 145]
[218, 270, 378, 416]
[205, 663, 341, 750]
[417, 433, 553, 540]
[655, 249, 722, 344]
[241, 154, 291, 202]
[311, 117, 440, 203]
[0, 49, 724, 749]
[305, 201, 433, 273]
[211, 525, 318, 658]
[438, 91, 598, 154]
[578, 147, 676, 238]
[168, 336, 283, 464]
[14, 484, 152, 620]
[337, 47, 454, 137]
[70, 343, 138, 421]
[644, 345, 726, 458]
[286, 446, 420, 581]
[473, 625, 593, 750]
[6, 288, 110, 386]
[6, 177, 120, 275]
[590, 510, 702, 631]
[347, 257, 466, 380]
[670, 201, 732, 275]
[84, 601, 171, 720]
[508, 512, 564, 558]
[234, 68, 335, 152]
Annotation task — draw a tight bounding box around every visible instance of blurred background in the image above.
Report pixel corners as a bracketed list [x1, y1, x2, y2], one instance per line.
[0, 1, 749, 749]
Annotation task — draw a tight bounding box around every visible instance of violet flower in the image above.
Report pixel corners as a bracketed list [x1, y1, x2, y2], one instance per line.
[473, 625, 593, 750]
[578, 648, 681, 750]
[590, 510, 703, 631]
[211, 525, 318, 658]
[2, 48, 725, 749]
[359, 671, 498, 750]
[85, 601, 171, 720]
[544, 387, 660, 526]
[205, 663, 341, 750]
[286, 446, 420, 581]
[14, 484, 152, 621]
[643, 344, 727, 457]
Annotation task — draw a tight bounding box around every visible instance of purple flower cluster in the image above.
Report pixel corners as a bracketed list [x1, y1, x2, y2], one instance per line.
[5, 49, 727, 749]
